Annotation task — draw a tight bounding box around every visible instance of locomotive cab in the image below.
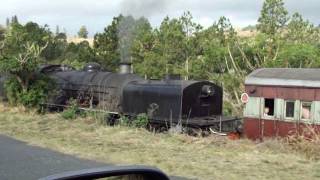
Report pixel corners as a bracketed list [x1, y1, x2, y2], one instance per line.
[182, 81, 222, 119]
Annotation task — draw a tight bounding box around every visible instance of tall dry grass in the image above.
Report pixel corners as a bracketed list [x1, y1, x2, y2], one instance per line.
[286, 126, 320, 160]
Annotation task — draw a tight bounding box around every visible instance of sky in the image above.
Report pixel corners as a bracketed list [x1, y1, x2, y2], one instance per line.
[1, 0, 319, 37]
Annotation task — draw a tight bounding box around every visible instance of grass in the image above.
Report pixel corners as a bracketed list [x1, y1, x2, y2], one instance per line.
[0, 104, 320, 180]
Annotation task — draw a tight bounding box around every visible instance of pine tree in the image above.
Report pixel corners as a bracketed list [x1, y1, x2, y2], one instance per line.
[55, 25, 60, 35]
[78, 25, 88, 38]
[257, 0, 288, 36]
[93, 15, 123, 71]
[11, 15, 19, 24]
[257, 0, 289, 61]
[6, 18, 10, 27]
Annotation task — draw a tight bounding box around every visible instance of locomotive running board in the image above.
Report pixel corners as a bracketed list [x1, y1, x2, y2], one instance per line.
[41, 103, 119, 115]
[149, 116, 241, 127]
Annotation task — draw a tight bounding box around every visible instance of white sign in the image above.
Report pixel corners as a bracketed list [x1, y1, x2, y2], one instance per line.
[241, 93, 249, 103]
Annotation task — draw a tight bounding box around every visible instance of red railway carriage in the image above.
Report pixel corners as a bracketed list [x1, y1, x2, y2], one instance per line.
[243, 68, 320, 139]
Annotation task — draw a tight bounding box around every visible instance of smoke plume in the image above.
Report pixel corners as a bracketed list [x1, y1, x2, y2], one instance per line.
[118, 16, 137, 63]
[118, 0, 173, 63]
[119, 0, 171, 18]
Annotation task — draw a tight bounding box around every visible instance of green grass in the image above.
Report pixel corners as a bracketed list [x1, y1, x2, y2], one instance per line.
[0, 105, 319, 180]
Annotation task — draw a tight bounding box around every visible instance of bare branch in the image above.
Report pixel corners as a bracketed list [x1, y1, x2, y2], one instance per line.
[227, 45, 240, 73]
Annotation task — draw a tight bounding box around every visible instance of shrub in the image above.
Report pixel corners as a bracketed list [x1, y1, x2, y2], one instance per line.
[119, 114, 149, 128]
[132, 113, 149, 128]
[61, 99, 78, 120]
[4, 78, 20, 105]
[119, 115, 130, 126]
[4, 75, 55, 108]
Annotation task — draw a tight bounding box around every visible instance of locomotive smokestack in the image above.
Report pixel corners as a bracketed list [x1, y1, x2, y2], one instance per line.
[119, 62, 132, 74]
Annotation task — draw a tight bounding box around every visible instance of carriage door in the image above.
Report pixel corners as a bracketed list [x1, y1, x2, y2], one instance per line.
[278, 100, 297, 137]
[244, 97, 261, 139]
[260, 98, 280, 138]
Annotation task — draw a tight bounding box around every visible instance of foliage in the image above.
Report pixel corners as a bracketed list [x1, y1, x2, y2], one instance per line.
[4, 75, 55, 107]
[0, 25, 5, 41]
[286, 13, 320, 45]
[78, 25, 88, 38]
[11, 15, 19, 24]
[257, 0, 288, 36]
[119, 113, 149, 128]
[44, 32, 68, 61]
[0, 22, 55, 108]
[130, 17, 155, 77]
[61, 99, 79, 120]
[256, 0, 289, 63]
[3, 77, 20, 105]
[61, 41, 96, 69]
[119, 115, 130, 126]
[270, 43, 320, 68]
[94, 15, 123, 71]
[132, 113, 149, 128]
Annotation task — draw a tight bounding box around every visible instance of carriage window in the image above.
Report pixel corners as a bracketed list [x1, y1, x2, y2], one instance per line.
[285, 101, 295, 119]
[264, 98, 274, 117]
[244, 97, 260, 117]
[301, 102, 312, 120]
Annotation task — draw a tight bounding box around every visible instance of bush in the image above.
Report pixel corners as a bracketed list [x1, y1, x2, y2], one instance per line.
[61, 99, 78, 120]
[223, 101, 234, 116]
[119, 115, 130, 126]
[119, 114, 149, 128]
[4, 75, 55, 108]
[132, 113, 149, 128]
[4, 78, 20, 105]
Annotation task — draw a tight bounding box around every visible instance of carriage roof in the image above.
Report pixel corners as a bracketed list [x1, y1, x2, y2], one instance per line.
[245, 68, 320, 88]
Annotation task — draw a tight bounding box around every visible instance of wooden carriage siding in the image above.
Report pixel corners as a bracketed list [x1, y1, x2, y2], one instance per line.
[243, 68, 320, 139]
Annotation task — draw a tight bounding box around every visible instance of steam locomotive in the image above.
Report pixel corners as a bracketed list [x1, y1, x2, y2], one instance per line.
[0, 62, 241, 134]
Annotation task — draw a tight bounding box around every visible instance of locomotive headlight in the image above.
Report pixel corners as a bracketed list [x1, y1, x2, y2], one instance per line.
[201, 85, 215, 97]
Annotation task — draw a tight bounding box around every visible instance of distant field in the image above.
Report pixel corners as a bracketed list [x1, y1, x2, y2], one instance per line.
[0, 104, 319, 180]
[67, 37, 94, 46]
[236, 29, 257, 37]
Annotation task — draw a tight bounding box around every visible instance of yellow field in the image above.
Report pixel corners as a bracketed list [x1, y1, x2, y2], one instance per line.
[67, 37, 94, 46]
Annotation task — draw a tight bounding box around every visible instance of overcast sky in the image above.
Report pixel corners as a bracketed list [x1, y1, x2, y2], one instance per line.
[1, 0, 319, 37]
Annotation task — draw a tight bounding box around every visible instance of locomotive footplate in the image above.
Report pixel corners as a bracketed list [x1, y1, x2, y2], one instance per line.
[149, 116, 242, 134]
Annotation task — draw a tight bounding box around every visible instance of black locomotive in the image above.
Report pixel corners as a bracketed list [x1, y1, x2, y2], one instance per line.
[1, 62, 241, 134]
